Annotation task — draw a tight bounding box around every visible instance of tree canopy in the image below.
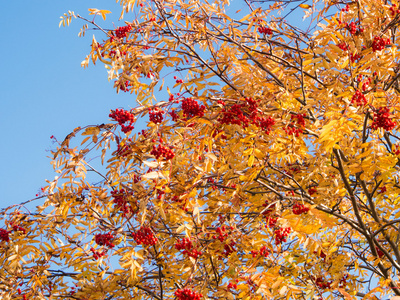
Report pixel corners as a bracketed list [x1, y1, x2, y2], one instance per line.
[2, 0, 400, 299]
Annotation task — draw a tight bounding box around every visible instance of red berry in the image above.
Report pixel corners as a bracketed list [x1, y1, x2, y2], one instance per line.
[372, 36, 390, 52]
[0, 228, 10, 242]
[111, 188, 137, 216]
[258, 26, 273, 35]
[292, 203, 310, 215]
[174, 288, 203, 300]
[371, 107, 396, 131]
[149, 108, 164, 124]
[109, 109, 135, 133]
[94, 232, 115, 249]
[133, 227, 158, 246]
[351, 90, 367, 106]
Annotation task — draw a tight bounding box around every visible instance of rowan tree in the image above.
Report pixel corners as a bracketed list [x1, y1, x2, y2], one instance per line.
[2, 0, 400, 299]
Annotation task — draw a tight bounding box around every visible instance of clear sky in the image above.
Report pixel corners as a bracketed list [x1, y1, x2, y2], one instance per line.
[0, 1, 137, 208]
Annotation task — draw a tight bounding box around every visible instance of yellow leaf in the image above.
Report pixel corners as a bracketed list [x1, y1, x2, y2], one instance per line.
[159, 206, 166, 220]
[176, 224, 185, 234]
[340, 58, 349, 69]
[338, 288, 353, 299]
[248, 155, 255, 167]
[8, 254, 18, 261]
[299, 4, 311, 9]
[254, 148, 264, 159]
[88, 9, 112, 21]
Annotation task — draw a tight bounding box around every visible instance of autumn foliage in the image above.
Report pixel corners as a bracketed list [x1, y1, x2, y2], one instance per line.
[3, 0, 400, 299]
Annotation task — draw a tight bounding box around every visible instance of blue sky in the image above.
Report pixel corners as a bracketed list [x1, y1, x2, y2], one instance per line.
[0, 1, 137, 208]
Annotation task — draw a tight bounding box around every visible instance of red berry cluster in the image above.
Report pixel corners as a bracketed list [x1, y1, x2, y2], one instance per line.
[90, 247, 106, 260]
[69, 284, 79, 296]
[109, 50, 117, 57]
[258, 26, 273, 35]
[175, 238, 203, 259]
[292, 203, 310, 215]
[207, 177, 218, 190]
[17, 283, 27, 300]
[341, 4, 350, 12]
[211, 128, 227, 139]
[337, 42, 348, 51]
[292, 113, 306, 126]
[371, 107, 396, 131]
[218, 97, 256, 128]
[181, 98, 206, 119]
[227, 281, 238, 290]
[218, 97, 275, 134]
[174, 76, 184, 84]
[350, 52, 362, 62]
[314, 250, 327, 260]
[174, 288, 203, 300]
[171, 195, 183, 203]
[133, 227, 158, 246]
[0, 228, 10, 242]
[345, 21, 364, 35]
[378, 186, 387, 194]
[169, 109, 179, 122]
[213, 225, 231, 242]
[372, 36, 391, 52]
[375, 246, 384, 258]
[393, 144, 400, 155]
[218, 103, 250, 127]
[285, 113, 306, 137]
[147, 71, 155, 79]
[139, 129, 149, 138]
[245, 276, 258, 293]
[351, 90, 367, 106]
[117, 138, 137, 157]
[169, 194, 189, 211]
[266, 216, 278, 228]
[94, 232, 115, 248]
[244, 96, 258, 112]
[112, 25, 132, 39]
[250, 245, 269, 257]
[286, 163, 301, 176]
[362, 77, 372, 91]
[111, 189, 136, 216]
[274, 227, 291, 244]
[109, 109, 135, 133]
[313, 276, 332, 290]
[308, 187, 317, 195]
[10, 223, 26, 234]
[390, 4, 400, 16]
[107, 50, 127, 58]
[258, 116, 276, 134]
[262, 201, 276, 216]
[151, 143, 175, 160]
[149, 108, 164, 124]
[339, 274, 349, 288]
[208, 225, 237, 257]
[222, 241, 236, 257]
[116, 80, 133, 92]
[155, 187, 166, 200]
